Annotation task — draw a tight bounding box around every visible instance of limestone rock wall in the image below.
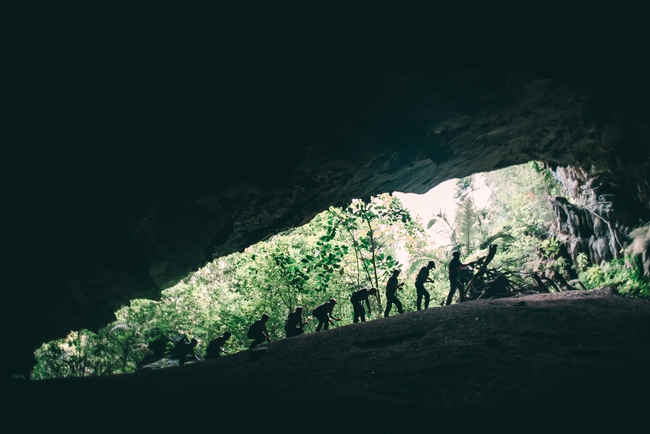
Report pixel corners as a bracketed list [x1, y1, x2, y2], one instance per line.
[549, 165, 650, 267]
[625, 226, 650, 276]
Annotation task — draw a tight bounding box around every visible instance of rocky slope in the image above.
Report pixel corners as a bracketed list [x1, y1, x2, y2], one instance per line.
[6, 288, 650, 432]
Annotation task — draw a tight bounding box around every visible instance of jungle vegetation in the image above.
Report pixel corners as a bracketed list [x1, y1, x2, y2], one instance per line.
[31, 162, 649, 380]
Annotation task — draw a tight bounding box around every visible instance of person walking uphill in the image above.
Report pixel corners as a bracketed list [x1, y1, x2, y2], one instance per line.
[350, 287, 377, 323]
[384, 269, 404, 317]
[446, 251, 473, 305]
[205, 331, 232, 359]
[415, 261, 436, 310]
[312, 298, 341, 331]
[171, 337, 199, 365]
[247, 313, 271, 348]
[285, 306, 307, 338]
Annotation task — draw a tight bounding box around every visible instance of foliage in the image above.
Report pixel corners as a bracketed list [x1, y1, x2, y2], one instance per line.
[427, 175, 487, 256]
[454, 176, 475, 200]
[35, 162, 643, 379]
[32, 193, 432, 379]
[455, 195, 487, 254]
[483, 163, 558, 242]
[477, 163, 566, 280]
[575, 252, 590, 273]
[426, 165, 563, 283]
[32, 323, 150, 380]
[322, 194, 425, 311]
[427, 209, 462, 253]
[534, 236, 570, 275]
[579, 257, 650, 296]
[540, 236, 562, 257]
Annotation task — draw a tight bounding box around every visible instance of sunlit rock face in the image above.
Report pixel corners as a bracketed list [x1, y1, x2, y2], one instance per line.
[5, 5, 649, 375]
[549, 166, 650, 266]
[626, 226, 650, 276]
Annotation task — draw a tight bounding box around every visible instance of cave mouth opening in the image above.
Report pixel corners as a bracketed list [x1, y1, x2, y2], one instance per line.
[32, 161, 584, 380]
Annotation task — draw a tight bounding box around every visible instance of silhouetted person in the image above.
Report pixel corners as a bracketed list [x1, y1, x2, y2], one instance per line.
[384, 269, 404, 317]
[415, 260, 436, 310]
[205, 331, 232, 359]
[138, 336, 170, 368]
[446, 251, 473, 305]
[312, 298, 341, 331]
[172, 337, 198, 365]
[248, 313, 271, 348]
[285, 306, 307, 338]
[350, 287, 377, 323]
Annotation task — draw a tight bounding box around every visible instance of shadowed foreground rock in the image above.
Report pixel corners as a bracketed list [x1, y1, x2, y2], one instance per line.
[7, 289, 649, 432]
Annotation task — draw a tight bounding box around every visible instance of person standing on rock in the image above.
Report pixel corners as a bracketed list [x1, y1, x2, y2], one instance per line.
[350, 287, 377, 323]
[247, 313, 271, 348]
[384, 269, 404, 317]
[312, 298, 341, 331]
[415, 260, 436, 310]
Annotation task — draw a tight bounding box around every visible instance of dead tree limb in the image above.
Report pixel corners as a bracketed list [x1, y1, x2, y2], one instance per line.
[569, 279, 588, 291]
[531, 273, 550, 293]
[466, 244, 498, 295]
[540, 275, 561, 292]
[550, 270, 578, 291]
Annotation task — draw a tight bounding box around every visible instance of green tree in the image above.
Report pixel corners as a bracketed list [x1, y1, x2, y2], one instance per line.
[455, 195, 486, 254]
[323, 194, 424, 314]
[427, 175, 486, 256]
[481, 162, 562, 275]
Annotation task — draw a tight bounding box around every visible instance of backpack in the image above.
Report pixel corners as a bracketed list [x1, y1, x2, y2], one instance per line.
[247, 321, 259, 339]
[312, 303, 326, 317]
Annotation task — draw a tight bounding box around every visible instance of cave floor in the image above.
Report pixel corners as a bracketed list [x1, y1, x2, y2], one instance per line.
[7, 288, 650, 432]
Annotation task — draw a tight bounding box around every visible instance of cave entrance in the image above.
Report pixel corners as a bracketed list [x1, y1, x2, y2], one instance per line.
[31, 162, 574, 379]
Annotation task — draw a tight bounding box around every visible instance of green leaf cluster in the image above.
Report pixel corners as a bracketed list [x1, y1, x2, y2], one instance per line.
[579, 257, 650, 296]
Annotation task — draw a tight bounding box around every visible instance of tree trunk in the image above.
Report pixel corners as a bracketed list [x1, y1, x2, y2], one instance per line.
[466, 244, 498, 294]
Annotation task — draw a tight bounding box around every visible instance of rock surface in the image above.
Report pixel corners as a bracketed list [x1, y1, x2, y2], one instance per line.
[5, 4, 650, 376]
[550, 165, 650, 266]
[6, 289, 650, 432]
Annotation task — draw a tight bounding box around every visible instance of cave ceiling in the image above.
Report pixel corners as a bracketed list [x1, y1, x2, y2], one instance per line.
[5, 4, 649, 375]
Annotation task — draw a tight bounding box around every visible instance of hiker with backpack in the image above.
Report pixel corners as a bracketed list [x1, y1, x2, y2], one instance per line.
[285, 306, 307, 338]
[446, 251, 476, 305]
[312, 298, 341, 332]
[248, 313, 271, 348]
[171, 336, 199, 365]
[350, 287, 377, 323]
[205, 331, 232, 359]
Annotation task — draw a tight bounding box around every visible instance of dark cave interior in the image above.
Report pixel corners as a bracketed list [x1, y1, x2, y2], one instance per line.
[4, 4, 649, 378]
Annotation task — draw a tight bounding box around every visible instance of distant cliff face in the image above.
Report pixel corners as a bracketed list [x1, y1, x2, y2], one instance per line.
[5, 5, 649, 375]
